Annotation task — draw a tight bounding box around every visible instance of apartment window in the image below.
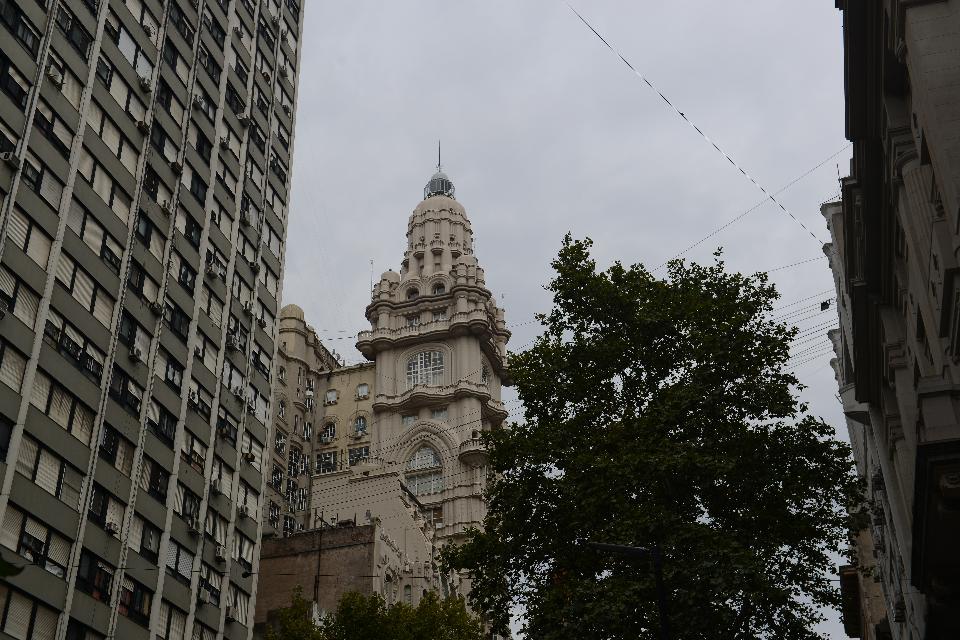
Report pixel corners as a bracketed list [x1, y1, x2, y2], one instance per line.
[76, 550, 114, 603]
[0, 1, 42, 56]
[325, 389, 338, 404]
[270, 156, 288, 183]
[15, 435, 84, 509]
[34, 98, 74, 158]
[274, 430, 286, 455]
[0, 50, 29, 109]
[0, 265, 40, 328]
[348, 446, 369, 466]
[431, 406, 448, 421]
[7, 208, 51, 270]
[161, 350, 184, 391]
[406, 351, 444, 388]
[87, 483, 124, 533]
[353, 416, 367, 436]
[240, 431, 263, 471]
[165, 541, 194, 584]
[0, 505, 71, 578]
[150, 124, 179, 164]
[204, 509, 228, 546]
[44, 309, 106, 382]
[197, 44, 222, 83]
[120, 0, 159, 46]
[94, 56, 147, 123]
[47, 51, 84, 110]
[109, 365, 144, 416]
[316, 451, 336, 474]
[157, 78, 186, 123]
[225, 83, 245, 115]
[406, 447, 443, 496]
[67, 200, 124, 275]
[320, 422, 335, 442]
[56, 4, 93, 60]
[141, 457, 169, 502]
[118, 577, 152, 627]
[21, 153, 65, 210]
[30, 369, 95, 444]
[0, 416, 11, 462]
[193, 86, 216, 122]
[193, 623, 216, 640]
[270, 464, 283, 490]
[77, 148, 133, 223]
[66, 619, 105, 640]
[268, 501, 280, 528]
[86, 100, 139, 174]
[185, 166, 208, 203]
[118, 310, 152, 358]
[104, 10, 153, 77]
[357, 383, 369, 398]
[163, 299, 191, 340]
[193, 127, 213, 165]
[189, 377, 214, 417]
[163, 38, 191, 79]
[170, 251, 197, 292]
[0, 339, 27, 393]
[248, 122, 265, 152]
[203, 8, 226, 48]
[158, 601, 187, 639]
[147, 400, 178, 448]
[0, 584, 59, 639]
[232, 533, 254, 572]
[200, 285, 224, 327]
[135, 212, 166, 261]
[98, 425, 134, 476]
[233, 50, 249, 85]
[127, 260, 161, 304]
[129, 515, 161, 563]
[167, 2, 195, 42]
[180, 429, 206, 474]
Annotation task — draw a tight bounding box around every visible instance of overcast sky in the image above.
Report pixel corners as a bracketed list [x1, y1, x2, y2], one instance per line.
[283, 1, 850, 636]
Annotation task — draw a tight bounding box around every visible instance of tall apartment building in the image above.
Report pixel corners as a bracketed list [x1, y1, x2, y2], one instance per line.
[827, 1, 960, 638]
[261, 168, 511, 615]
[0, 0, 304, 638]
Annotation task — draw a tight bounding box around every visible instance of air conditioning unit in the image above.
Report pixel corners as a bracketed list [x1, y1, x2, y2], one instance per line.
[0, 152, 20, 169]
[224, 605, 236, 622]
[159, 200, 173, 216]
[237, 115, 250, 128]
[105, 522, 120, 535]
[187, 517, 201, 536]
[139, 75, 152, 92]
[281, 104, 291, 116]
[143, 23, 154, 38]
[193, 94, 205, 109]
[136, 119, 150, 134]
[170, 160, 183, 175]
[215, 544, 227, 561]
[219, 136, 229, 149]
[233, 25, 242, 36]
[148, 300, 164, 315]
[242, 300, 254, 316]
[245, 400, 255, 415]
[232, 386, 244, 399]
[205, 262, 219, 278]
[189, 390, 200, 405]
[227, 335, 242, 351]
[248, 258, 260, 274]
[271, 14, 280, 28]
[261, 70, 271, 82]
[279, 66, 288, 78]
[210, 479, 222, 495]
[46, 67, 64, 87]
[237, 504, 250, 518]
[129, 346, 142, 362]
[197, 590, 211, 606]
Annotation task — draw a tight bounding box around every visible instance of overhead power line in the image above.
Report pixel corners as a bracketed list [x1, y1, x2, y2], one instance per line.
[566, 4, 827, 246]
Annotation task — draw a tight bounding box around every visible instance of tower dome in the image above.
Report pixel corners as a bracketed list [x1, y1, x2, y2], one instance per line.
[424, 170, 455, 200]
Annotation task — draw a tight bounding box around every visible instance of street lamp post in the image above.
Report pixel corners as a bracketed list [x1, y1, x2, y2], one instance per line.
[587, 542, 671, 640]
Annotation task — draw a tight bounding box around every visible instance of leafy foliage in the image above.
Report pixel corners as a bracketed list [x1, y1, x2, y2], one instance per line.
[443, 236, 862, 639]
[265, 587, 484, 640]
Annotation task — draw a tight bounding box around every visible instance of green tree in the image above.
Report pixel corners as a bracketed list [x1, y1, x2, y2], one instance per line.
[443, 236, 862, 640]
[266, 588, 483, 640]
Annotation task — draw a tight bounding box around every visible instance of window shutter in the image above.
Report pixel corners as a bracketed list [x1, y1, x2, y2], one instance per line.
[92, 290, 114, 327]
[15, 438, 37, 480]
[0, 508, 24, 551]
[23, 517, 45, 542]
[40, 172, 63, 209]
[60, 466, 83, 509]
[6, 209, 28, 250]
[128, 516, 143, 553]
[0, 346, 26, 391]
[31, 604, 58, 640]
[47, 534, 71, 568]
[35, 450, 60, 495]
[72, 268, 95, 310]
[30, 371, 50, 411]
[166, 544, 178, 572]
[3, 590, 33, 638]
[54, 253, 74, 288]
[177, 548, 193, 578]
[25, 225, 52, 269]
[106, 497, 124, 529]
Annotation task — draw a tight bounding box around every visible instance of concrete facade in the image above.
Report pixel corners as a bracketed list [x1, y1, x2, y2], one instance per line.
[0, 0, 304, 638]
[827, 1, 960, 638]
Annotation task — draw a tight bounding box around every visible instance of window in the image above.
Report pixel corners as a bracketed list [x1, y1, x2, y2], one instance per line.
[232, 532, 254, 572]
[204, 509, 228, 546]
[87, 483, 124, 533]
[157, 78, 186, 123]
[0, 50, 29, 110]
[354, 416, 367, 436]
[94, 56, 146, 122]
[316, 451, 337, 474]
[197, 44, 222, 82]
[118, 310, 152, 360]
[162, 38, 190, 79]
[225, 82, 245, 115]
[30, 370, 95, 445]
[67, 200, 124, 275]
[406, 315, 420, 328]
[158, 601, 187, 640]
[406, 351, 444, 388]
[167, 1, 195, 41]
[325, 389, 338, 404]
[406, 447, 443, 496]
[118, 576, 152, 626]
[227, 583, 250, 624]
[181, 431, 207, 473]
[0, 584, 59, 639]
[76, 550, 114, 602]
[1, 1, 42, 56]
[348, 446, 369, 466]
[86, 100, 139, 174]
[240, 431, 263, 471]
[0, 505, 71, 578]
[47, 50, 84, 110]
[77, 147, 132, 222]
[433, 309, 447, 322]
[55, 250, 116, 326]
[275, 430, 286, 455]
[402, 415, 417, 428]
[0, 265, 41, 329]
[407, 288, 419, 300]
[66, 619, 105, 640]
[356, 383, 369, 398]
[161, 349, 185, 391]
[268, 501, 280, 528]
[217, 407, 239, 446]
[147, 400, 178, 447]
[20, 154, 64, 211]
[108, 365, 143, 416]
[129, 515, 161, 564]
[104, 9, 153, 77]
[432, 283, 446, 295]
[98, 425, 134, 476]
[320, 422, 336, 442]
[203, 8, 225, 48]
[184, 165, 208, 203]
[165, 541, 195, 584]
[34, 98, 74, 158]
[56, 4, 93, 60]
[164, 299, 191, 341]
[140, 456, 169, 502]
[127, 261, 161, 304]
[0, 339, 27, 393]
[15, 435, 83, 509]
[193, 622, 216, 640]
[431, 406, 448, 421]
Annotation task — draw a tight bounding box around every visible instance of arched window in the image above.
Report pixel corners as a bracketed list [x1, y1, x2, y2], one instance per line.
[406, 287, 419, 300]
[406, 351, 443, 388]
[278, 400, 286, 418]
[354, 416, 367, 436]
[405, 446, 443, 496]
[432, 283, 445, 295]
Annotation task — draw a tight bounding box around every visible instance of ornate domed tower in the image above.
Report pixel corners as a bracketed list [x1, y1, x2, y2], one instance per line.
[356, 167, 510, 543]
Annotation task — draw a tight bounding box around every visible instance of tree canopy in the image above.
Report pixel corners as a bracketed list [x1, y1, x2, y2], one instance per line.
[442, 235, 862, 640]
[265, 587, 484, 640]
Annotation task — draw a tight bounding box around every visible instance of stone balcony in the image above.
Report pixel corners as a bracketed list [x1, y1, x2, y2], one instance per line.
[357, 309, 495, 357]
[458, 438, 488, 467]
[372, 381, 507, 421]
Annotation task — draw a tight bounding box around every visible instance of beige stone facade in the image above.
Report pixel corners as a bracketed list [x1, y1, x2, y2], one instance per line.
[826, 2, 960, 638]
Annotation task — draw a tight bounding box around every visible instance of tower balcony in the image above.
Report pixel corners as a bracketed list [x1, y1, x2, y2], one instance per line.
[458, 437, 488, 467]
[356, 309, 495, 358]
